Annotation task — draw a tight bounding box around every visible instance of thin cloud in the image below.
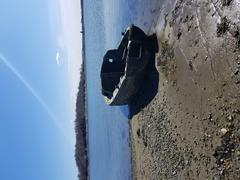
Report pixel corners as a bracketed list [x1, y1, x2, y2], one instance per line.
[56, 52, 60, 65]
[0, 54, 73, 145]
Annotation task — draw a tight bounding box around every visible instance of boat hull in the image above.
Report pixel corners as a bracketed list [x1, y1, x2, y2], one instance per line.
[101, 25, 158, 105]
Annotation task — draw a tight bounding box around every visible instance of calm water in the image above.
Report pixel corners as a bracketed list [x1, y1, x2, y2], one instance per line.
[83, 0, 161, 179]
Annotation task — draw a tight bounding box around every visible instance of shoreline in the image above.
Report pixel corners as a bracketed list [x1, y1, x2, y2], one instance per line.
[74, 1, 89, 180]
[130, 0, 240, 179]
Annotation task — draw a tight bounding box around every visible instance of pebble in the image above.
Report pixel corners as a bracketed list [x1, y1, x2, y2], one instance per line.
[227, 115, 233, 121]
[220, 128, 228, 134]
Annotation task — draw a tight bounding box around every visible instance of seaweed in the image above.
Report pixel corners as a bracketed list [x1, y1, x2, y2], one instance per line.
[221, 0, 233, 6]
[216, 17, 230, 37]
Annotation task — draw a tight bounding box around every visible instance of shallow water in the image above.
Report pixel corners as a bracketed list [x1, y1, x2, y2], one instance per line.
[83, 0, 161, 179]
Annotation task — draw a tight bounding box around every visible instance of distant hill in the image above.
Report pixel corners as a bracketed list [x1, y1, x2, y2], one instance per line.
[75, 1, 88, 179]
[75, 62, 88, 180]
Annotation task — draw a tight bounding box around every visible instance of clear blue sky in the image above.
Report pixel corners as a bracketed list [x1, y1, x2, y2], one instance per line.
[0, 0, 81, 179]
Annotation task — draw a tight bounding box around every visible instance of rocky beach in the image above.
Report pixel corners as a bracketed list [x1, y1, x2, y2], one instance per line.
[130, 0, 240, 179]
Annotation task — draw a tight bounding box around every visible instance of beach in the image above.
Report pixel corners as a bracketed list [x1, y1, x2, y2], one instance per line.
[130, 0, 240, 179]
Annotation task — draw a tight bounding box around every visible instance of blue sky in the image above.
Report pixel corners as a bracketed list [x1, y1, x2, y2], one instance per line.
[0, 0, 81, 179]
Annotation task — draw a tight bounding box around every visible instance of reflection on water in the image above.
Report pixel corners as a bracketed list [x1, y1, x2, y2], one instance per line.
[119, 105, 129, 118]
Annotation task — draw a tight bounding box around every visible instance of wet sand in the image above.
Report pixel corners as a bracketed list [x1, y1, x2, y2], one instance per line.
[130, 0, 240, 179]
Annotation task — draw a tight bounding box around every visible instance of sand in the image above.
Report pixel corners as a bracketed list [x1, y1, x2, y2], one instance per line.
[130, 0, 240, 179]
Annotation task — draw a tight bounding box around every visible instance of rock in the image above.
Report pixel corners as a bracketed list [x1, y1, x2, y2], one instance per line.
[227, 115, 233, 121]
[220, 128, 228, 134]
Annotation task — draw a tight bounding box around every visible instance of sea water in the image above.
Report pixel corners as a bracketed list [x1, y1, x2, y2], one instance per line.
[84, 0, 161, 179]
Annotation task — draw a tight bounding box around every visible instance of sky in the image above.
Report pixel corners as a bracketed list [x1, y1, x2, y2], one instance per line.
[0, 0, 82, 179]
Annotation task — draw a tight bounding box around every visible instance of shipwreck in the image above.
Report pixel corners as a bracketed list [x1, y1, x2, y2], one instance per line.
[100, 25, 158, 105]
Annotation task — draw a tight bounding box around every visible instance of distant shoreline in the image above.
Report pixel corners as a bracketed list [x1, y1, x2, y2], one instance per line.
[74, 0, 89, 180]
